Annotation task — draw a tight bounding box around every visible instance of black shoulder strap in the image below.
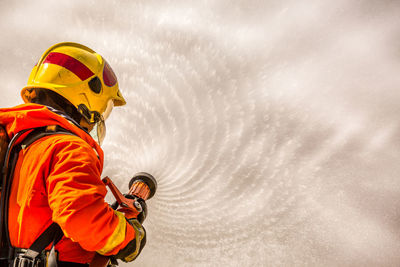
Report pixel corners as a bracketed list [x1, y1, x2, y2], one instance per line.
[21, 125, 76, 149]
[0, 128, 31, 261]
[22, 222, 62, 259]
[0, 125, 76, 263]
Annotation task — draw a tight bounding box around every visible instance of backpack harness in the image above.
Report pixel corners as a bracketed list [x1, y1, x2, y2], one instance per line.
[0, 125, 76, 267]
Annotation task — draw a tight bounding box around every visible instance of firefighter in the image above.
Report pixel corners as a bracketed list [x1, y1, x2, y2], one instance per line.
[0, 42, 145, 266]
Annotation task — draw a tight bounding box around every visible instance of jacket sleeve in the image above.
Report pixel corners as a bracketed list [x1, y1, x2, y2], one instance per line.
[45, 135, 136, 255]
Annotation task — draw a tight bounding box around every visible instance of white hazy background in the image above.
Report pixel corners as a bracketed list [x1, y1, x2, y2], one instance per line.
[1, 0, 400, 266]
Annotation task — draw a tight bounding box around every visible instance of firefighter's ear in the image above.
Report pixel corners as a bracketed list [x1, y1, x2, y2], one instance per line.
[22, 88, 38, 103]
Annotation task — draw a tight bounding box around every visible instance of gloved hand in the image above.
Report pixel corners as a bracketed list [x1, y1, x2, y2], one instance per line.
[113, 195, 148, 262]
[134, 198, 147, 224]
[114, 219, 147, 262]
[117, 195, 147, 224]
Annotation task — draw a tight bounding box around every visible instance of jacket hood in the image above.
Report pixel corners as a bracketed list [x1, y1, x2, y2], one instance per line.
[0, 103, 104, 163]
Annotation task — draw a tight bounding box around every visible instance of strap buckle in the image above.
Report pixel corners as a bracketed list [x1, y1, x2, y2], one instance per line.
[13, 251, 43, 267]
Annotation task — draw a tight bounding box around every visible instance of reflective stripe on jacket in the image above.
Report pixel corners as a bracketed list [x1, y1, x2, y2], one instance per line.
[0, 103, 136, 263]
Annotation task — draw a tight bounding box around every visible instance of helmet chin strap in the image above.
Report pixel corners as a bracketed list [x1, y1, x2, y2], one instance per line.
[79, 118, 95, 132]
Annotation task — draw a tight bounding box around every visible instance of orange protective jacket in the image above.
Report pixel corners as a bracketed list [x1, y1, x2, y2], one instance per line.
[0, 104, 136, 263]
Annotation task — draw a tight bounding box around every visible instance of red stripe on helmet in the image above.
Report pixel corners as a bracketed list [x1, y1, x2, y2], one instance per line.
[43, 52, 94, 81]
[103, 61, 117, 87]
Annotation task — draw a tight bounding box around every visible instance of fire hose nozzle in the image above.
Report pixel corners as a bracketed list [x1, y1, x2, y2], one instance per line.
[91, 173, 157, 267]
[128, 172, 157, 200]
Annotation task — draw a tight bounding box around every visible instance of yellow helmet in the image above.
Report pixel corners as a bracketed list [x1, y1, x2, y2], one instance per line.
[21, 42, 126, 122]
[21, 42, 126, 144]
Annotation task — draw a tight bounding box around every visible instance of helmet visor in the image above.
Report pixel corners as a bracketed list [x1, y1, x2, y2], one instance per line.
[90, 99, 114, 145]
[103, 98, 114, 120]
[90, 119, 106, 146]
